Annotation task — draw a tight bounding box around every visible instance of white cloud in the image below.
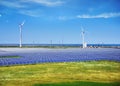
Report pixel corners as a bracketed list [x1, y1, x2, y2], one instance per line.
[77, 12, 120, 18]
[0, 0, 64, 9]
[0, 1, 26, 8]
[19, 10, 41, 17]
[27, 0, 64, 6]
[57, 12, 120, 20]
[0, 0, 65, 17]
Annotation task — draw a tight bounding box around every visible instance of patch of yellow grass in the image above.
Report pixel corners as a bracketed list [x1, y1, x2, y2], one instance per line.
[0, 61, 120, 86]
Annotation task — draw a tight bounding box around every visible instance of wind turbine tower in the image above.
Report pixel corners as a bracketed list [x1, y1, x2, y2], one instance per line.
[19, 21, 25, 48]
[81, 26, 87, 48]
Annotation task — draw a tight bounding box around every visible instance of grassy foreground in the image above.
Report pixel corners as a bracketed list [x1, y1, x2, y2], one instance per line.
[34, 81, 120, 86]
[0, 61, 120, 86]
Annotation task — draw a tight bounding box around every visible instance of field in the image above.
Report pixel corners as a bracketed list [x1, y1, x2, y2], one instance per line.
[0, 48, 120, 86]
[0, 48, 120, 66]
[0, 61, 120, 86]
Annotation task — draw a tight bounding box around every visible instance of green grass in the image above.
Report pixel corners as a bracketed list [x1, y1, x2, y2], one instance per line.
[0, 56, 20, 58]
[34, 81, 120, 86]
[0, 61, 120, 86]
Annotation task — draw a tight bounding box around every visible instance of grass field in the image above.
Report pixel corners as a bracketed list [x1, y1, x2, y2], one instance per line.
[34, 81, 120, 86]
[0, 56, 20, 58]
[0, 61, 120, 86]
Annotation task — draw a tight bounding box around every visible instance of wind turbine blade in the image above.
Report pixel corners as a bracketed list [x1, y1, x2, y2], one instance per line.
[21, 20, 25, 26]
[81, 26, 85, 34]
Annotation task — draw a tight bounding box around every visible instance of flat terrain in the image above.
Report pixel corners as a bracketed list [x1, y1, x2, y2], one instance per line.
[0, 48, 120, 86]
[0, 61, 120, 86]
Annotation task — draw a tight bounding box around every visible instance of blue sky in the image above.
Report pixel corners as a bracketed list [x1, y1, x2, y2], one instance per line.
[0, 0, 120, 44]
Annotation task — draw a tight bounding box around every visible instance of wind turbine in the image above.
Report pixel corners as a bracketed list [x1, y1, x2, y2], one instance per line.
[81, 26, 87, 48]
[19, 21, 25, 48]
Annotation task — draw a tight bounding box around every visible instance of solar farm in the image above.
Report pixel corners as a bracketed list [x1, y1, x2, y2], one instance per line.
[0, 48, 120, 86]
[0, 48, 120, 66]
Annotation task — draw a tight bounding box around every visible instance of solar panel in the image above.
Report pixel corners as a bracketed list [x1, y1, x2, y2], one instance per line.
[0, 48, 120, 66]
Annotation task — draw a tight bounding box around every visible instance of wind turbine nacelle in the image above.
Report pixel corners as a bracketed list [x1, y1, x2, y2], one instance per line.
[83, 42, 87, 48]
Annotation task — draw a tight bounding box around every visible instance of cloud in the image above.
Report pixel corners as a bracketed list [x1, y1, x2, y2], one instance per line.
[77, 12, 120, 18]
[0, 0, 65, 17]
[57, 12, 120, 21]
[0, 14, 2, 17]
[27, 0, 64, 6]
[0, 1, 26, 8]
[19, 10, 42, 17]
[0, 0, 64, 8]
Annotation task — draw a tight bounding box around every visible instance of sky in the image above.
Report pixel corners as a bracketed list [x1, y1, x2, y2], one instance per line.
[0, 0, 120, 44]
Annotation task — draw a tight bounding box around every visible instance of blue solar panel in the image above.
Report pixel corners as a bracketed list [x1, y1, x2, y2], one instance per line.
[0, 48, 120, 66]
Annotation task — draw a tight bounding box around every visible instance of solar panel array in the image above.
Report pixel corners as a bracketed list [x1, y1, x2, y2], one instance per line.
[0, 48, 120, 66]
